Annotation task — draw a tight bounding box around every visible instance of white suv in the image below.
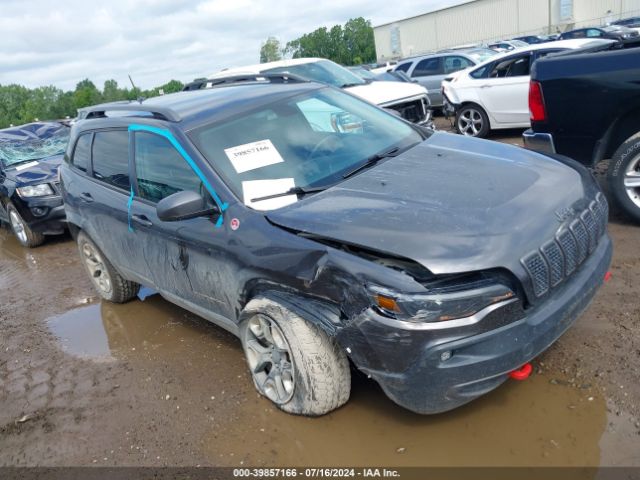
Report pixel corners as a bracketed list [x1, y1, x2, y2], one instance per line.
[208, 58, 432, 127]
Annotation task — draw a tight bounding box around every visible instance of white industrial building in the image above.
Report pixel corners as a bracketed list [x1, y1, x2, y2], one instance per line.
[374, 0, 640, 60]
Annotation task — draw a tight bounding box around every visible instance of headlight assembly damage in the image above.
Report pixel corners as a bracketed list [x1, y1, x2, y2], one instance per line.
[368, 277, 517, 327]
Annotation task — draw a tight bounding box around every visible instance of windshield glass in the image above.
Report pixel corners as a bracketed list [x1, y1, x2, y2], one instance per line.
[510, 40, 529, 47]
[263, 60, 367, 88]
[466, 48, 499, 63]
[189, 87, 424, 210]
[0, 122, 69, 168]
[348, 66, 377, 81]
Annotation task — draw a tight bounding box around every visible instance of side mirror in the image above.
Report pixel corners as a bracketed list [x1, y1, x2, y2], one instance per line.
[156, 190, 219, 222]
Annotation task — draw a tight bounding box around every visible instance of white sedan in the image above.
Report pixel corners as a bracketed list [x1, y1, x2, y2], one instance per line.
[441, 39, 613, 137]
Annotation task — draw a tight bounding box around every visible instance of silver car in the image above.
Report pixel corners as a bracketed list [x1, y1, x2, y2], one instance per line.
[394, 48, 497, 107]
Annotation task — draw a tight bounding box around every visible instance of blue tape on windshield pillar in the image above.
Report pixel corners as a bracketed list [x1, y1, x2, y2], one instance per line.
[128, 124, 228, 228]
[127, 187, 135, 232]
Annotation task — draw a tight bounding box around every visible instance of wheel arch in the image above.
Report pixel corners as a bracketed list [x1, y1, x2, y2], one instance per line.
[240, 290, 343, 340]
[594, 107, 640, 166]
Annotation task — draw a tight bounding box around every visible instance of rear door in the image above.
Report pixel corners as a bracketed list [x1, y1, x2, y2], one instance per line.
[476, 52, 532, 125]
[73, 129, 152, 280]
[409, 56, 445, 104]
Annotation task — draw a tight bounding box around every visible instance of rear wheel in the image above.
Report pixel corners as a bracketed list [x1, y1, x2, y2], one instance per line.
[608, 133, 640, 223]
[7, 204, 45, 248]
[77, 231, 139, 303]
[456, 103, 490, 138]
[240, 299, 351, 416]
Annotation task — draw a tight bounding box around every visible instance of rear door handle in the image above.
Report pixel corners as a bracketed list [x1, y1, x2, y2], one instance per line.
[131, 214, 153, 227]
[80, 192, 94, 202]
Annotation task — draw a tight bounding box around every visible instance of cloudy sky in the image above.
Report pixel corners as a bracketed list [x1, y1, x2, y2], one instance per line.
[0, 0, 467, 91]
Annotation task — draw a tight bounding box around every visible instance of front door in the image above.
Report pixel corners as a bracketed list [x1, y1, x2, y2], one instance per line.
[129, 128, 234, 320]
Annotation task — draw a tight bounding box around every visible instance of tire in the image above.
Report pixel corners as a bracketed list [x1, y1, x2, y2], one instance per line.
[608, 133, 640, 223]
[456, 103, 490, 138]
[77, 231, 139, 303]
[240, 298, 351, 416]
[6, 204, 45, 248]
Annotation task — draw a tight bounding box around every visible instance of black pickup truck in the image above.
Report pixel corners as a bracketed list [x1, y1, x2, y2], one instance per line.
[523, 44, 640, 223]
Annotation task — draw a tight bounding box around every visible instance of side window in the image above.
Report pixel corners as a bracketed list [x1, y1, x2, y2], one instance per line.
[443, 56, 473, 74]
[395, 62, 411, 73]
[534, 49, 563, 61]
[134, 132, 205, 204]
[92, 131, 130, 191]
[411, 57, 443, 77]
[586, 29, 602, 37]
[488, 54, 530, 78]
[72, 133, 92, 172]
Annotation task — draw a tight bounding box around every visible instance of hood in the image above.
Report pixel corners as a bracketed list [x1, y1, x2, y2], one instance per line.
[345, 81, 428, 106]
[267, 132, 595, 278]
[3, 155, 63, 186]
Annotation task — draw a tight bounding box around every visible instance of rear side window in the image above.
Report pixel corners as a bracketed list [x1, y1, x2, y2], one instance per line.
[72, 134, 92, 172]
[443, 56, 473, 74]
[134, 132, 204, 203]
[92, 130, 130, 191]
[395, 62, 411, 73]
[412, 57, 443, 77]
[488, 54, 530, 78]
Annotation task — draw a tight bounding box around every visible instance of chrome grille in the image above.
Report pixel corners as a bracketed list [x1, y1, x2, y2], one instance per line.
[521, 193, 608, 298]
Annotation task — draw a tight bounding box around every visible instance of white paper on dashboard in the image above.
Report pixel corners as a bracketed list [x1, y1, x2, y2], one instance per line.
[242, 178, 297, 211]
[15, 161, 39, 171]
[225, 139, 284, 174]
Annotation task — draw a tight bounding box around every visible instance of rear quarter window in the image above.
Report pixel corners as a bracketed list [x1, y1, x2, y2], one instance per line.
[71, 133, 92, 172]
[92, 130, 130, 191]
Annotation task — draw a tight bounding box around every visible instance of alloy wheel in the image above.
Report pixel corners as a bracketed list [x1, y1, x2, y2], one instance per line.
[9, 210, 28, 244]
[244, 315, 295, 404]
[81, 242, 112, 295]
[458, 108, 484, 136]
[624, 153, 640, 209]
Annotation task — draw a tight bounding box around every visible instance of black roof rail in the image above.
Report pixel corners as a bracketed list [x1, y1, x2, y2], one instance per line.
[77, 102, 181, 122]
[182, 72, 308, 91]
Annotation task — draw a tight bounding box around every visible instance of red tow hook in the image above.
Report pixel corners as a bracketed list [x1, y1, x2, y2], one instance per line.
[509, 363, 533, 381]
[604, 271, 613, 282]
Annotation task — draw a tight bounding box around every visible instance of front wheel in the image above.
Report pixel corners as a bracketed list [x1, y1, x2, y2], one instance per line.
[7, 204, 45, 248]
[240, 299, 351, 416]
[608, 133, 640, 223]
[456, 104, 490, 138]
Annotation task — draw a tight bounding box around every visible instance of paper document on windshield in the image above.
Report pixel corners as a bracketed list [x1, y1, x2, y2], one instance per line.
[225, 139, 284, 174]
[242, 178, 297, 211]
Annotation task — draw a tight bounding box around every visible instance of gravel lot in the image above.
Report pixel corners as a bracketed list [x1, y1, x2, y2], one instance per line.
[1, 121, 639, 467]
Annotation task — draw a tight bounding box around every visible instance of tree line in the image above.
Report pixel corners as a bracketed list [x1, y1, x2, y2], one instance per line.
[260, 17, 376, 66]
[0, 78, 184, 129]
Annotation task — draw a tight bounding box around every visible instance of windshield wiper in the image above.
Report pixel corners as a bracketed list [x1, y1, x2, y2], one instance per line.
[251, 185, 328, 203]
[340, 82, 365, 88]
[342, 147, 400, 179]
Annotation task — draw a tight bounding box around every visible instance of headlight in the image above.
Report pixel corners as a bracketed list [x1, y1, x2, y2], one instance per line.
[369, 278, 516, 324]
[16, 184, 54, 197]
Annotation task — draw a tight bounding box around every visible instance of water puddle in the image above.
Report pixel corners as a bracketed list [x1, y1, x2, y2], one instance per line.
[205, 369, 610, 467]
[45, 295, 237, 361]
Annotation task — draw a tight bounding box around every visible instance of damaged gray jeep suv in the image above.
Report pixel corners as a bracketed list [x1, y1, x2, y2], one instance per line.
[61, 74, 612, 416]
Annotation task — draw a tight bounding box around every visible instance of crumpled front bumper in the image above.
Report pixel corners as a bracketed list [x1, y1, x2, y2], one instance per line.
[340, 234, 612, 414]
[13, 194, 66, 235]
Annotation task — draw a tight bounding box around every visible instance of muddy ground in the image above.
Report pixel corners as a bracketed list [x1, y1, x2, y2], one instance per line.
[0, 121, 639, 468]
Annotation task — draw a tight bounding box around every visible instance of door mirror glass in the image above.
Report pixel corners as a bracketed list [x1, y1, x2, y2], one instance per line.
[156, 190, 219, 222]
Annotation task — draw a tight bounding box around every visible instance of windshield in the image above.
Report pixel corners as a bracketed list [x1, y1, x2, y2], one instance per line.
[348, 66, 377, 81]
[0, 122, 69, 168]
[510, 40, 529, 47]
[189, 87, 424, 210]
[466, 48, 499, 63]
[263, 60, 367, 88]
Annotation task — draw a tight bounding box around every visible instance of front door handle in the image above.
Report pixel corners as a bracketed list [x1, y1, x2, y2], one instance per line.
[131, 214, 153, 227]
[80, 192, 94, 202]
